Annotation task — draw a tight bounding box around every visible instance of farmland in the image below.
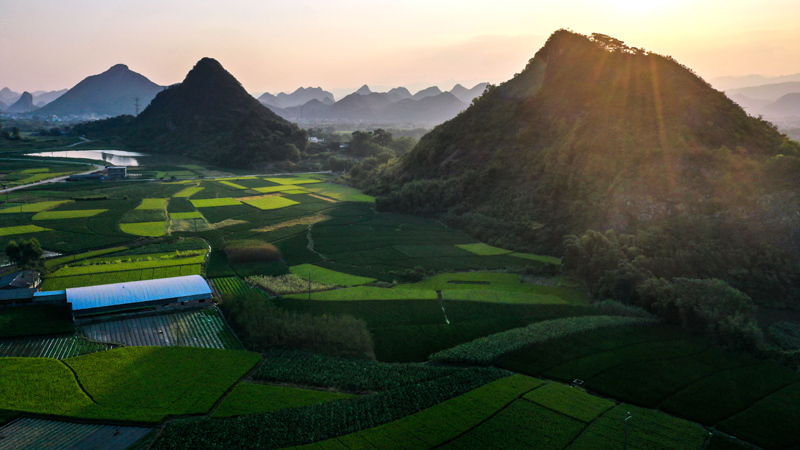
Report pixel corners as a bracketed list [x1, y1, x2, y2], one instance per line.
[1, 163, 798, 449]
[0, 417, 152, 450]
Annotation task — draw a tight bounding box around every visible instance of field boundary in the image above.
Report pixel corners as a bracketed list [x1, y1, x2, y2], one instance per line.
[59, 359, 100, 406]
[205, 354, 266, 418]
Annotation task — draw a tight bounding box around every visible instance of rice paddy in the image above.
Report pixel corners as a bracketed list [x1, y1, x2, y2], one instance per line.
[32, 209, 107, 220]
[239, 195, 300, 210]
[120, 221, 166, 237]
[190, 197, 243, 207]
[0, 225, 51, 236]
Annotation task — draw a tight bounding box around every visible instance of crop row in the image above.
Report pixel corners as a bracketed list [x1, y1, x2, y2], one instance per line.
[430, 315, 659, 365]
[45, 246, 129, 269]
[41, 264, 202, 290]
[0, 335, 110, 359]
[213, 277, 258, 296]
[49, 254, 206, 277]
[154, 367, 505, 450]
[81, 308, 243, 350]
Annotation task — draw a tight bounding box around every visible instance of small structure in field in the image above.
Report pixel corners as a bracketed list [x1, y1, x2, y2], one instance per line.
[67, 275, 212, 319]
[106, 166, 127, 179]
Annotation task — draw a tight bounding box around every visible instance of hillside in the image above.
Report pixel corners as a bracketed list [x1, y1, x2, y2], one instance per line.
[366, 30, 800, 307]
[37, 64, 162, 117]
[6, 92, 38, 113]
[122, 58, 307, 168]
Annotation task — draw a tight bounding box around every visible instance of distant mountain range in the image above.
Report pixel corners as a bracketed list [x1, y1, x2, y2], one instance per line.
[36, 64, 163, 118]
[76, 58, 306, 169]
[6, 92, 38, 113]
[260, 82, 488, 125]
[724, 82, 800, 119]
[0, 88, 67, 112]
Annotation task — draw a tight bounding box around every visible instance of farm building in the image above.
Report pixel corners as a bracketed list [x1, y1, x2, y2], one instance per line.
[106, 166, 127, 179]
[66, 275, 212, 318]
[0, 270, 41, 290]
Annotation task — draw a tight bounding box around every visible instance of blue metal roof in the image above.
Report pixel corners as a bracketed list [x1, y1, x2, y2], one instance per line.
[66, 275, 212, 312]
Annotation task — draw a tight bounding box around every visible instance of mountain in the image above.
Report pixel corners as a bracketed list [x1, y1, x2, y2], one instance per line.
[0, 101, 7, 112]
[449, 83, 489, 103]
[712, 73, 800, 91]
[726, 81, 800, 102]
[37, 64, 162, 117]
[412, 86, 442, 100]
[728, 93, 772, 114]
[764, 93, 800, 117]
[6, 92, 38, 113]
[387, 87, 412, 100]
[378, 92, 467, 124]
[370, 30, 793, 255]
[32, 89, 67, 106]
[355, 85, 372, 95]
[0, 88, 20, 105]
[121, 58, 307, 168]
[258, 87, 335, 109]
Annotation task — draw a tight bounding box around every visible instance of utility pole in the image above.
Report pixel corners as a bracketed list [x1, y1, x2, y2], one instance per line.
[134, 98, 140, 116]
[623, 412, 632, 450]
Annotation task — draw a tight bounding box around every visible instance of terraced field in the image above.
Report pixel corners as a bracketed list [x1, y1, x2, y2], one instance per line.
[0, 417, 153, 450]
[0, 335, 111, 359]
[81, 309, 243, 350]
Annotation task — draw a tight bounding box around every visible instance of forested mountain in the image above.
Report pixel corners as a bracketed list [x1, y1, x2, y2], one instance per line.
[119, 58, 307, 168]
[37, 64, 162, 117]
[364, 30, 800, 313]
[6, 92, 38, 113]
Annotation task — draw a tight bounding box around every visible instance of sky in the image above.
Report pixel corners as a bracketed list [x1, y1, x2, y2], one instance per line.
[2, 0, 800, 95]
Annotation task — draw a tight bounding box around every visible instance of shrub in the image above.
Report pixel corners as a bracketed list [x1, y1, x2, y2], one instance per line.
[224, 240, 282, 263]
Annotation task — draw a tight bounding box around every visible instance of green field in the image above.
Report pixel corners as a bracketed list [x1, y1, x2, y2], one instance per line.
[524, 383, 614, 422]
[253, 184, 308, 194]
[172, 186, 204, 198]
[240, 195, 300, 210]
[0, 224, 51, 236]
[218, 180, 248, 190]
[32, 209, 107, 220]
[136, 198, 168, 210]
[212, 383, 353, 418]
[283, 286, 437, 301]
[455, 243, 514, 255]
[264, 177, 322, 185]
[0, 347, 261, 422]
[289, 264, 376, 286]
[190, 198, 243, 207]
[0, 200, 71, 214]
[120, 221, 167, 237]
[170, 211, 204, 220]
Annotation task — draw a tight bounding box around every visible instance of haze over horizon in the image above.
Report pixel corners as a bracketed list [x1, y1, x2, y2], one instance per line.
[2, 0, 800, 94]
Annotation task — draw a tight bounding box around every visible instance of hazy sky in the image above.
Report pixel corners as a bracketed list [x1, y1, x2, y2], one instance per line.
[2, 0, 800, 94]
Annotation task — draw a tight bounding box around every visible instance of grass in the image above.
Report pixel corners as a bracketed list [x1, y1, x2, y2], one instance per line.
[289, 264, 376, 286]
[283, 286, 437, 301]
[0, 347, 261, 423]
[718, 382, 800, 449]
[218, 181, 248, 190]
[190, 198, 243, 208]
[172, 186, 204, 198]
[441, 289, 568, 304]
[510, 252, 563, 265]
[304, 183, 375, 202]
[170, 211, 204, 220]
[0, 224, 51, 236]
[0, 200, 71, 214]
[47, 254, 207, 277]
[430, 316, 658, 365]
[294, 375, 544, 450]
[455, 243, 514, 256]
[120, 222, 166, 237]
[264, 177, 322, 185]
[32, 209, 107, 220]
[660, 363, 798, 425]
[136, 198, 167, 210]
[212, 383, 353, 418]
[253, 185, 308, 194]
[45, 246, 129, 269]
[523, 383, 614, 422]
[0, 305, 73, 338]
[240, 195, 300, 210]
[41, 264, 202, 290]
[569, 404, 708, 450]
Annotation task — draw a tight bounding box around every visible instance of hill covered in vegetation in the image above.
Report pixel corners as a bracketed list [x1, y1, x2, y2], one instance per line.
[75, 58, 308, 169]
[362, 30, 800, 333]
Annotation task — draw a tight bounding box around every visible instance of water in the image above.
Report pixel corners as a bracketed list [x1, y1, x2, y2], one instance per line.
[26, 150, 148, 166]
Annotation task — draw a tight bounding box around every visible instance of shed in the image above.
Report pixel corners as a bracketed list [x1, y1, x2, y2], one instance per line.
[66, 275, 212, 317]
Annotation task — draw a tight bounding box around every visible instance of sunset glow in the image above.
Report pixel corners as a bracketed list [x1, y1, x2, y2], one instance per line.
[1, 0, 799, 94]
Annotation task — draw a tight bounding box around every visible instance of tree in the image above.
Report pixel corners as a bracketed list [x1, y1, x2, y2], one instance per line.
[5, 238, 44, 270]
[11, 127, 20, 140]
